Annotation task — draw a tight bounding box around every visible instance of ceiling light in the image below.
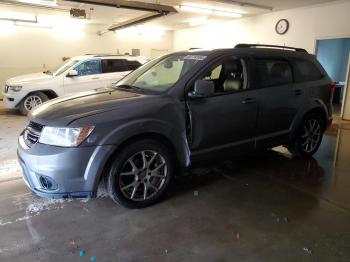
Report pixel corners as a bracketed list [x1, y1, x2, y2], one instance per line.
[179, 4, 244, 18]
[213, 10, 242, 18]
[18, 0, 57, 7]
[0, 11, 37, 23]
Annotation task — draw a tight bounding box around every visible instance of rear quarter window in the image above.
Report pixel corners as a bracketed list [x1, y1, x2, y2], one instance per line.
[292, 59, 324, 82]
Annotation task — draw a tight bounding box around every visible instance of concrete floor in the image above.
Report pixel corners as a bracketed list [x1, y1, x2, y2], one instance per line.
[1, 104, 350, 262]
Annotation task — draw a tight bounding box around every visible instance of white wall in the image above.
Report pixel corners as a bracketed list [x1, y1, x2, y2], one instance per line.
[173, 1, 350, 53]
[0, 25, 173, 98]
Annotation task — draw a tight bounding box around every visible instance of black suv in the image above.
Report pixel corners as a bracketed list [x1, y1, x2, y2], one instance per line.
[18, 44, 334, 208]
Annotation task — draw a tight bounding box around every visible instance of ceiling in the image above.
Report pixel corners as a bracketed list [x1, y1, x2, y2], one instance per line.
[0, 0, 338, 32]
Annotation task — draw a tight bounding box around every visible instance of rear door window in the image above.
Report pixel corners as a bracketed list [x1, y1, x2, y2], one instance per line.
[292, 59, 323, 82]
[255, 59, 293, 87]
[101, 59, 128, 73]
[126, 60, 142, 71]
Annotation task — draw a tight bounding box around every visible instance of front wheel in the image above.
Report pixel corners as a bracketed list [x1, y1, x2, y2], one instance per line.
[288, 115, 324, 157]
[106, 139, 174, 208]
[19, 92, 49, 115]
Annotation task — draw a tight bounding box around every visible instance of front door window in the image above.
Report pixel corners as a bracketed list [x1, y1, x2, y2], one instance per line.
[74, 60, 101, 76]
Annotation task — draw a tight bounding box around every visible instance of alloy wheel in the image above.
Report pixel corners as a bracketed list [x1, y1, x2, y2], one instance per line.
[119, 150, 168, 201]
[300, 118, 322, 153]
[24, 95, 43, 111]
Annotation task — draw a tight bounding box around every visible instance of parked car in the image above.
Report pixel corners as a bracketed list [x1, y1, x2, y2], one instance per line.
[17, 44, 334, 208]
[3, 54, 147, 115]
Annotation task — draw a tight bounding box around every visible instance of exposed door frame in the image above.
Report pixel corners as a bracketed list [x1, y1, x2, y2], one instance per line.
[341, 52, 350, 120]
[314, 36, 350, 120]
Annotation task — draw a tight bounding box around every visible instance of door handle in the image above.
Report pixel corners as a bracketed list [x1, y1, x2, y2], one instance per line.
[241, 98, 257, 104]
[295, 89, 303, 96]
[91, 77, 100, 80]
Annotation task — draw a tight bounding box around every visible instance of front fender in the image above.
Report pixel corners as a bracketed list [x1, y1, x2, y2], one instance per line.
[100, 118, 190, 167]
[87, 118, 190, 193]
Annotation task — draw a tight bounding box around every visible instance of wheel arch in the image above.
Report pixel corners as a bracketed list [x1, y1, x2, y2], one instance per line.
[93, 131, 189, 193]
[291, 105, 329, 140]
[39, 89, 58, 99]
[18, 90, 57, 105]
[303, 107, 328, 131]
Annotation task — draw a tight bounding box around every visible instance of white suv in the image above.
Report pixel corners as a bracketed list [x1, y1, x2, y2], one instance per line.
[2, 54, 148, 115]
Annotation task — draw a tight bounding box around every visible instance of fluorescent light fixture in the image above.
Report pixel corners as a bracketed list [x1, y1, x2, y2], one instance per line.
[0, 11, 37, 23]
[213, 10, 242, 18]
[179, 4, 244, 18]
[18, 0, 57, 6]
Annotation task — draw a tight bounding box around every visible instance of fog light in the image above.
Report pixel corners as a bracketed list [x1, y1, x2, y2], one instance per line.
[39, 176, 58, 190]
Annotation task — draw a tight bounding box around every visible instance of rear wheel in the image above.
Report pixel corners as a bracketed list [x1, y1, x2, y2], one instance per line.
[288, 114, 324, 157]
[106, 139, 174, 208]
[19, 92, 49, 115]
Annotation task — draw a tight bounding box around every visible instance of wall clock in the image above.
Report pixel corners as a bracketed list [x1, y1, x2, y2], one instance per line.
[275, 19, 289, 35]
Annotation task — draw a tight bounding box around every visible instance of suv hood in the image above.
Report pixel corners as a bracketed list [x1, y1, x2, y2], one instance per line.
[6, 72, 53, 85]
[30, 87, 142, 126]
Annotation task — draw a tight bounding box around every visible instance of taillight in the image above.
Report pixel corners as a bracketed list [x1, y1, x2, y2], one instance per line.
[329, 81, 336, 90]
[329, 81, 336, 103]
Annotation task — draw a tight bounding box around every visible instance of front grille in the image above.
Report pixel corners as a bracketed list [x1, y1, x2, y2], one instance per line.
[4, 85, 9, 93]
[28, 121, 44, 132]
[24, 121, 44, 147]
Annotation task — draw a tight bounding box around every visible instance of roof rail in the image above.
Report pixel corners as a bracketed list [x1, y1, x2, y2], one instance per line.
[235, 43, 308, 53]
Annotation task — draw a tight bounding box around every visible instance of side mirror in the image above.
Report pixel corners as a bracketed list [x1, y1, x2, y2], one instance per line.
[67, 69, 78, 77]
[188, 80, 215, 98]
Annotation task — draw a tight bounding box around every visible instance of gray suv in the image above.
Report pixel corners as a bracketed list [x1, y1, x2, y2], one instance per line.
[18, 44, 334, 208]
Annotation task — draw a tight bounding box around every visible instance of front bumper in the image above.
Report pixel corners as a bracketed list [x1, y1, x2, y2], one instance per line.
[2, 92, 19, 109]
[17, 135, 115, 198]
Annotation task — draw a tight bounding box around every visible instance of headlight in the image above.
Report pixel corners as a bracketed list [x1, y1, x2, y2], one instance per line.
[9, 85, 22, 92]
[39, 126, 94, 147]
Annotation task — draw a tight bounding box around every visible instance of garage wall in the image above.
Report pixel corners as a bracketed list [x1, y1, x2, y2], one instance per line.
[173, 0, 350, 53]
[0, 25, 173, 98]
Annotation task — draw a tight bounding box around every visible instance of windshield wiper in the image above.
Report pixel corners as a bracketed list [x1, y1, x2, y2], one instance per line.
[115, 85, 144, 92]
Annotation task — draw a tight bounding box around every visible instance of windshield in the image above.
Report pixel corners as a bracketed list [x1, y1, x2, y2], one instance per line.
[115, 54, 206, 92]
[50, 59, 80, 76]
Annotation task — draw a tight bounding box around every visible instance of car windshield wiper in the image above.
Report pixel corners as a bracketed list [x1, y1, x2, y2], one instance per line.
[115, 85, 144, 92]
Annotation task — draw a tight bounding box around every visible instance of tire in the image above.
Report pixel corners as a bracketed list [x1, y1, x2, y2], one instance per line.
[106, 139, 175, 208]
[19, 92, 49, 115]
[288, 114, 325, 157]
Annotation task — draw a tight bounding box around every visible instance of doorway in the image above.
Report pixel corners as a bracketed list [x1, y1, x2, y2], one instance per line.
[316, 38, 350, 118]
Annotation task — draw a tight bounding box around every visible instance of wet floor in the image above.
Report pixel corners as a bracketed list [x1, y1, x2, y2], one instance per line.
[0, 105, 350, 261]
